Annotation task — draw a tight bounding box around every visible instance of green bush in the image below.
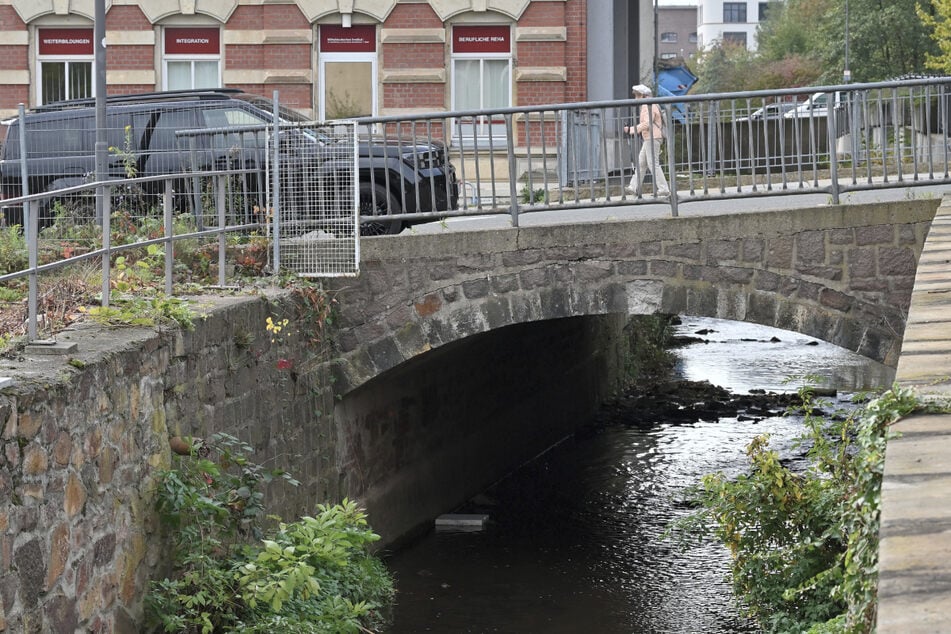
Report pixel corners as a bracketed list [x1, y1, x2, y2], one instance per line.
[667, 385, 920, 633]
[0, 224, 27, 275]
[146, 433, 394, 633]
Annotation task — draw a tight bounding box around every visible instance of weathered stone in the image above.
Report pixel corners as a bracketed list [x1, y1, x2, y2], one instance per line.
[766, 236, 794, 269]
[796, 230, 827, 264]
[617, 260, 647, 276]
[848, 247, 877, 278]
[706, 239, 740, 262]
[855, 224, 895, 245]
[461, 277, 490, 299]
[51, 432, 72, 467]
[879, 247, 917, 277]
[664, 242, 701, 260]
[45, 524, 70, 590]
[14, 539, 44, 608]
[47, 594, 78, 634]
[829, 227, 855, 244]
[490, 273, 520, 294]
[21, 445, 48, 477]
[650, 260, 679, 277]
[820, 288, 854, 312]
[17, 412, 41, 440]
[64, 475, 86, 518]
[741, 237, 764, 262]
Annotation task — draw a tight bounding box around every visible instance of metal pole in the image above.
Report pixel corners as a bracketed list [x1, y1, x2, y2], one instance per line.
[94, 0, 107, 223]
[271, 90, 281, 273]
[26, 200, 37, 341]
[843, 0, 851, 83]
[505, 114, 519, 227]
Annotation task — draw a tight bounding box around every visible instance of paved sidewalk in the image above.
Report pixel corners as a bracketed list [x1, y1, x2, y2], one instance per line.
[878, 194, 951, 633]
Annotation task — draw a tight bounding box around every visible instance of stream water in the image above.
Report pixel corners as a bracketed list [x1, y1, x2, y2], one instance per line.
[383, 316, 895, 634]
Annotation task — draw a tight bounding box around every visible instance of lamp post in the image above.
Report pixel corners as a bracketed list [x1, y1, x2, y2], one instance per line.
[843, 0, 851, 82]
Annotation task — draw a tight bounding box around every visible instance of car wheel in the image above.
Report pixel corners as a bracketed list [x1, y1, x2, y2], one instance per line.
[359, 182, 402, 236]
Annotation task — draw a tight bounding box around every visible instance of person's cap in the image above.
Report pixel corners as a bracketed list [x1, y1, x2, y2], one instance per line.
[632, 84, 652, 96]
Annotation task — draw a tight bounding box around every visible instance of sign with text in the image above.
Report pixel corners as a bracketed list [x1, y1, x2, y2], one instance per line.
[320, 25, 376, 53]
[453, 25, 510, 54]
[38, 29, 93, 56]
[165, 28, 221, 55]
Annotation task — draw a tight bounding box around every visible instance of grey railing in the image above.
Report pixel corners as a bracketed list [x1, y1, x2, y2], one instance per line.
[356, 76, 951, 224]
[1, 169, 263, 343]
[4, 77, 950, 344]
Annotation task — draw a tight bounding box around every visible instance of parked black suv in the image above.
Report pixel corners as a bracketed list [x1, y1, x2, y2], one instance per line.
[0, 89, 459, 235]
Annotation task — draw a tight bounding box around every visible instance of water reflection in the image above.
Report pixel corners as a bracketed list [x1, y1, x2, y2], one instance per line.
[384, 317, 891, 633]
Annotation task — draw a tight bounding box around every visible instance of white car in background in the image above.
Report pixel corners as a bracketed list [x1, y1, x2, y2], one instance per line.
[784, 91, 844, 118]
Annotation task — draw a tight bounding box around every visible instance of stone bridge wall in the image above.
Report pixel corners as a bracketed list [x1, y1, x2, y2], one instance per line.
[0, 198, 939, 632]
[327, 200, 939, 394]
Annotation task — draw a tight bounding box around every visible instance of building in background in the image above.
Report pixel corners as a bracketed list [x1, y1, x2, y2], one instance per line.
[697, 0, 775, 51]
[0, 1, 651, 143]
[657, 1, 699, 62]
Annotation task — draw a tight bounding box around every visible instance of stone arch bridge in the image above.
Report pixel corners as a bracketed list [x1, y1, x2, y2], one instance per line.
[327, 199, 937, 396]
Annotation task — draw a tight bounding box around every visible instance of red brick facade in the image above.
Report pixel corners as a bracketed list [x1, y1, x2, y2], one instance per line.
[0, 1, 588, 128]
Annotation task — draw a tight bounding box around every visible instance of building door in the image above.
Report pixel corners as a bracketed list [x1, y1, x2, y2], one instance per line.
[319, 25, 377, 120]
[37, 28, 94, 105]
[451, 25, 512, 148]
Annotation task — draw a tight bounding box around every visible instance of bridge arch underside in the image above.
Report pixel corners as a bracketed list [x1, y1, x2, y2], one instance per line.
[329, 200, 937, 398]
[325, 201, 937, 544]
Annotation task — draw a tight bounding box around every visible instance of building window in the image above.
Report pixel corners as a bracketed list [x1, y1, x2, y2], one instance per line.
[37, 28, 93, 105]
[689, 32, 698, 43]
[759, 3, 770, 21]
[319, 25, 378, 119]
[451, 25, 512, 147]
[661, 32, 678, 43]
[723, 32, 748, 47]
[723, 2, 748, 23]
[163, 27, 221, 90]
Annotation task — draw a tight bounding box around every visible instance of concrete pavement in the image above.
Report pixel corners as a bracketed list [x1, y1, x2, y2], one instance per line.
[878, 194, 951, 633]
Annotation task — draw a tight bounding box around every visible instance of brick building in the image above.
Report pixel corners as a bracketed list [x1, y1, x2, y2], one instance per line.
[0, 1, 652, 144]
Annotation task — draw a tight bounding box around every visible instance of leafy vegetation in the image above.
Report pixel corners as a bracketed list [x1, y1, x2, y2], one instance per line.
[146, 432, 394, 633]
[692, 0, 941, 93]
[667, 385, 922, 633]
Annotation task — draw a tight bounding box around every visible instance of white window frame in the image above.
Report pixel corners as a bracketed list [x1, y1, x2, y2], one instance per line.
[318, 51, 378, 121]
[450, 51, 512, 148]
[36, 44, 93, 105]
[162, 28, 222, 91]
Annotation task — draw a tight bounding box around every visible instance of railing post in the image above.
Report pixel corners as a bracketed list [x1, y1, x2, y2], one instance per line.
[505, 113, 519, 227]
[217, 175, 226, 288]
[665, 104, 679, 218]
[101, 184, 111, 307]
[26, 199, 37, 341]
[829, 100, 841, 205]
[164, 179, 173, 296]
[271, 90, 281, 274]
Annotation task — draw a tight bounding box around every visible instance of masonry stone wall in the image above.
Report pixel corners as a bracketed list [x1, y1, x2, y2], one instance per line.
[327, 200, 939, 395]
[0, 199, 940, 632]
[0, 291, 340, 633]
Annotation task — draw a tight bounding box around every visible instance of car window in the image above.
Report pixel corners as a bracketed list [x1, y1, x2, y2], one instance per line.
[200, 106, 268, 150]
[26, 115, 90, 158]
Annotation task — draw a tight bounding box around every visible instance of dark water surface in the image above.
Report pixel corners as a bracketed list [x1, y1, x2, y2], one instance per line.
[383, 317, 894, 634]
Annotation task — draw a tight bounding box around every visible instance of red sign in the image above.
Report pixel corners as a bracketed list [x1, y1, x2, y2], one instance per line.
[165, 28, 220, 55]
[453, 25, 510, 54]
[320, 25, 376, 53]
[38, 28, 93, 56]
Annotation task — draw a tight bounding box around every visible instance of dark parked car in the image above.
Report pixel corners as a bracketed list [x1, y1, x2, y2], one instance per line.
[0, 89, 458, 235]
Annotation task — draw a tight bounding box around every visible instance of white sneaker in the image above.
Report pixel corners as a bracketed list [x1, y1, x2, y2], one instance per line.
[656, 190, 670, 198]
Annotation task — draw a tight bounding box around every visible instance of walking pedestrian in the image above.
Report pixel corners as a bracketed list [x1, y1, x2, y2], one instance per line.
[624, 84, 670, 198]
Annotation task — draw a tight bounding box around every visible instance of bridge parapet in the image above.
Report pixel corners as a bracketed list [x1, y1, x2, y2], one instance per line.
[327, 199, 938, 394]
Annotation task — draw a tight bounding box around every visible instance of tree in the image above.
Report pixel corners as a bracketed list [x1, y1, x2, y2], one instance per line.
[918, 0, 951, 73]
[813, 0, 938, 81]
